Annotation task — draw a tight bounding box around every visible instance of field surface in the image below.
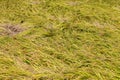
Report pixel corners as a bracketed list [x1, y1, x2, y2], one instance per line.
[0, 0, 120, 80]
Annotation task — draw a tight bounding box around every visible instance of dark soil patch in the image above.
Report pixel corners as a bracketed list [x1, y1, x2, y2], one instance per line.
[0, 24, 24, 36]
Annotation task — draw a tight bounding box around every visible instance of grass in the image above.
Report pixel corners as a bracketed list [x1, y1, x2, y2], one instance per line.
[0, 0, 120, 80]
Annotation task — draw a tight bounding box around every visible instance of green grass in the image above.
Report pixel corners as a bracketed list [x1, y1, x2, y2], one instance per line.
[0, 0, 120, 80]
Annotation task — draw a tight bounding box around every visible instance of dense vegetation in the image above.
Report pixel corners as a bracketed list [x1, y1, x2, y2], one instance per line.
[0, 0, 120, 80]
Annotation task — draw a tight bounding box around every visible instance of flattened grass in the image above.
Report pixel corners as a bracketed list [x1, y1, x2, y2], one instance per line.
[0, 0, 120, 80]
